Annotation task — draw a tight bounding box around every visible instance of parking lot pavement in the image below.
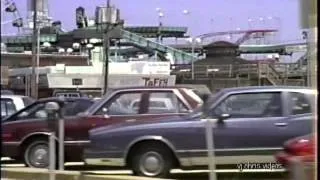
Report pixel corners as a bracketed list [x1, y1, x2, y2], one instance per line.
[1, 158, 288, 180]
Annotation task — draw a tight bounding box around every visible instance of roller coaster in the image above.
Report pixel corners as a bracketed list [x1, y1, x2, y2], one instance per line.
[1, 0, 307, 65]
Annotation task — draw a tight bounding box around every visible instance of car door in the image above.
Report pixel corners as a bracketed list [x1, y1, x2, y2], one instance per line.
[279, 91, 314, 141]
[64, 91, 146, 142]
[194, 91, 290, 165]
[3, 101, 50, 142]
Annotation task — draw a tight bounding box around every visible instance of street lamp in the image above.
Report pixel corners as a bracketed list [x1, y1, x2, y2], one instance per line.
[36, 41, 51, 86]
[58, 48, 65, 53]
[248, 18, 253, 29]
[95, 1, 121, 95]
[266, 16, 282, 41]
[66, 48, 74, 53]
[86, 43, 94, 63]
[259, 17, 265, 28]
[72, 42, 81, 52]
[156, 8, 164, 43]
[182, 9, 191, 36]
[187, 37, 201, 80]
[43, 42, 51, 48]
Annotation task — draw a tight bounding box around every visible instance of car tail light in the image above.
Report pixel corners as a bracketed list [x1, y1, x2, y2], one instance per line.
[289, 137, 315, 157]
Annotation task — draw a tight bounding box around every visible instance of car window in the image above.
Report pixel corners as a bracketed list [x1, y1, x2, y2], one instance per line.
[145, 92, 189, 114]
[95, 92, 142, 115]
[289, 92, 312, 115]
[212, 92, 282, 118]
[15, 103, 46, 120]
[22, 97, 35, 107]
[63, 99, 94, 116]
[1, 99, 17, 119]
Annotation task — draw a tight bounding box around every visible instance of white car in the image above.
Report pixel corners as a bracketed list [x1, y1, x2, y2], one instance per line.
[1, 95, 35, 119]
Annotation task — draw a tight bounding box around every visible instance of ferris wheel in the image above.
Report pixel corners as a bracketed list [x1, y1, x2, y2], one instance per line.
[1, 0, 25, 35]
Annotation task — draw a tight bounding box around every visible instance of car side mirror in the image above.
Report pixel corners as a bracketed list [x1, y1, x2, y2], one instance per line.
[102, 108, 110, 118]
[35, 110, 48, 119]
[217, 113, 231, 123]
[102, 108, 108, 113]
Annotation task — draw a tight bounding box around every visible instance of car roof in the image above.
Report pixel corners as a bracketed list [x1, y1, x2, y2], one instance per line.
[38, 97, 93, 102]
[221, 86, 315, 94]
[109, 86, 192, 91]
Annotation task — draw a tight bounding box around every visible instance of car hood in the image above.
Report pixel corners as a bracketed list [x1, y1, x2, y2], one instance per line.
[90, 112, 203, 136]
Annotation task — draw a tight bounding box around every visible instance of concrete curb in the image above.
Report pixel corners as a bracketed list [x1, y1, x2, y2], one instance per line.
[1, 168, 171, 180]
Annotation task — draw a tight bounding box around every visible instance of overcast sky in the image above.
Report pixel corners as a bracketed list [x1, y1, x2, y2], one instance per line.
[2, 0, 304, 42]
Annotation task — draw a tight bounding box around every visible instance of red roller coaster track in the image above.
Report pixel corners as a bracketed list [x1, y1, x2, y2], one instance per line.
[196, 29, 278, 45]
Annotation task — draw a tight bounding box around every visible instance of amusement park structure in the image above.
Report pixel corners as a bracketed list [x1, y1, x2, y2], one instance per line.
[1, 0, 309, 96]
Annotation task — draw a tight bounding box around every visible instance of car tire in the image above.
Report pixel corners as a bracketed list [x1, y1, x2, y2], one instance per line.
[131, 144, 173, 178]
[24, 139, 57, 169]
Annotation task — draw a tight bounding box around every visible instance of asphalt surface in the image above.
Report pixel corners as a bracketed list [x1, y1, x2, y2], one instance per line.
[1, 158, 288, 180]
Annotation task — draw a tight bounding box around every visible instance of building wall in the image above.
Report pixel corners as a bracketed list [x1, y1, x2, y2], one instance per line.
[0, 53, 89, 68]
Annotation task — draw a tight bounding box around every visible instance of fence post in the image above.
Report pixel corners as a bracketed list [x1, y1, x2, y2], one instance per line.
[205, 119, 217, 180]
[49, 132, 56, 180]
[58, 117, 65, 170]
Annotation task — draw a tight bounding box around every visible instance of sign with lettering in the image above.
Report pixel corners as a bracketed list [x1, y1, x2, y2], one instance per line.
[72, 78, 83, 86]
[142, 77, 168, 87]
[47, 74, 176, 88]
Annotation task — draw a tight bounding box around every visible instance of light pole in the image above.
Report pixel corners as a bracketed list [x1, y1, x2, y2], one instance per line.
[86, 43, 94, 64]
[36, 41, 51, 88]
[248, 18, 253, 29]
[182, 9, 190, 33]
[155, 8, 164, 61]
[95, 0, 120, 95]
[187, 37, 201, 80]
[156, 8, 164, 43]
[31, 0, 38, 99]
[259, 17, 265, 29]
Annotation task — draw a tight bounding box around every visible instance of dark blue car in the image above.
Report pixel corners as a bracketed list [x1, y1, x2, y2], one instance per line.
[84, 86, 315, 178]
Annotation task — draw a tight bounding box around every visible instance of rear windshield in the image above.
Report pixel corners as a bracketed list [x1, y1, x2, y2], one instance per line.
[1, 99, 17, 119]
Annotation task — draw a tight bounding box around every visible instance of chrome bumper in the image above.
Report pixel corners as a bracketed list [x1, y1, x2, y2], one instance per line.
[85, 158, 125, 166]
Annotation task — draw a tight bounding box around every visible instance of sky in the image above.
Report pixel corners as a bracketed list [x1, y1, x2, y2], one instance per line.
[2, 0, 304, 42]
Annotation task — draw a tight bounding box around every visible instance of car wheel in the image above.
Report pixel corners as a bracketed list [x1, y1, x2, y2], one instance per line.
[131, 144, 173, 178]
[24, 140, 50, 168]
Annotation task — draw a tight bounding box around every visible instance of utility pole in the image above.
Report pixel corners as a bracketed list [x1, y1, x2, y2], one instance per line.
[96, 0, 119, 95]
[103, 0, 111, 95]
[31, 0, 38, 99]
[103, 25, 110, 95]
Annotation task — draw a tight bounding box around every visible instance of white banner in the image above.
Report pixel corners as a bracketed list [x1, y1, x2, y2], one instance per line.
[47, 74, 176, 88]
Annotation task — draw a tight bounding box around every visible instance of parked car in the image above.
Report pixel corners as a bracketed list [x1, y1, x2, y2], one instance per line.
[1, 89, 15, 95]
[275, 134, 315, 167]
[84, 86, 315, 178]
[52, 90, 87, 98]
[1, 95, 35, 120]
[130, 98, 175, 112]
[2, 97, 95, 167]
[2, 87, 203, 168]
